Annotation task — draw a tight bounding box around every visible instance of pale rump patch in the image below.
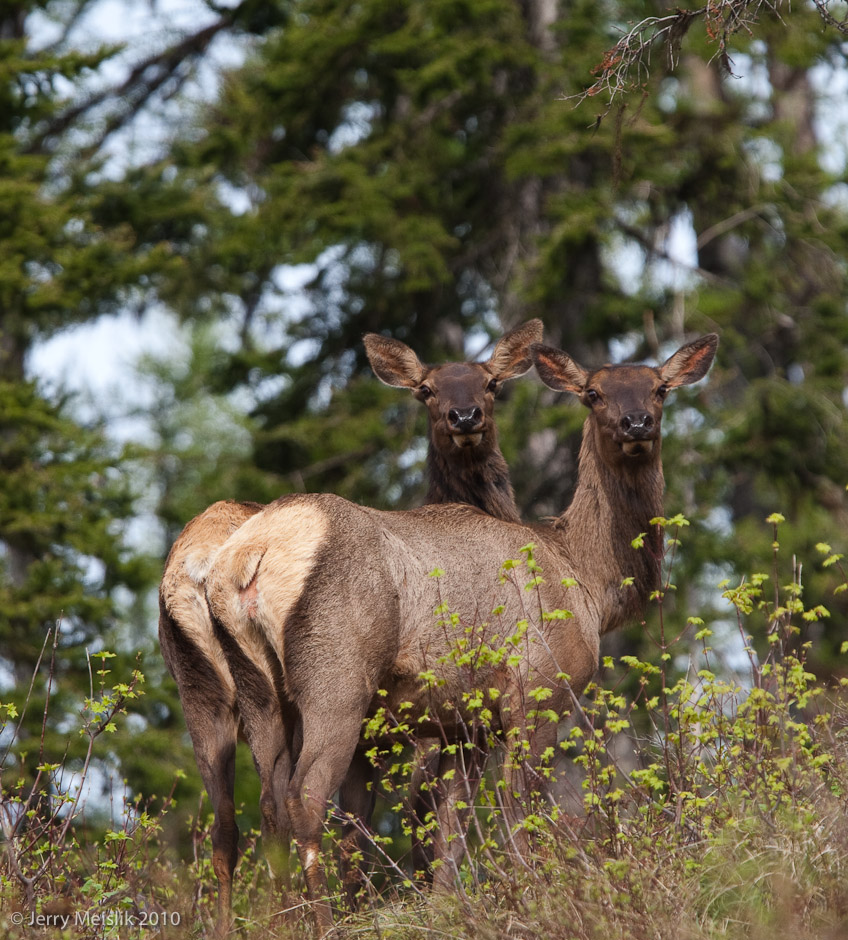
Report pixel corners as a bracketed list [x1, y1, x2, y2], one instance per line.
[160, 499, 262, 696]
[162, 579, 238, 698]
[205, 501, 330, 683]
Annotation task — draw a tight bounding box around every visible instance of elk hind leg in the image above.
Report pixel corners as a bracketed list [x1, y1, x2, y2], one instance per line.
[190, 716, 239, 931]
[248, 708, 294, 890]
[286, 710, 364, 937]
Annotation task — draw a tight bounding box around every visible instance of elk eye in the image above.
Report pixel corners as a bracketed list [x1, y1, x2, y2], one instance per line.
[487, 378, 499, 393]
[657, 384, 669, 399]
[586, 388, 600, 404]
[418, 384, 433, 399]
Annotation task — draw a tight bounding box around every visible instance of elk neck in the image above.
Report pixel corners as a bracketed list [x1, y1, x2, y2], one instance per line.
[552, 415, 666, 634]
[424, 426, 521, 524]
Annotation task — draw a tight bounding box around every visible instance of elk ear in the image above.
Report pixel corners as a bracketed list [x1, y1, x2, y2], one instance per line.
[530, 343, 589, 395]
[363, 334, 427, 388]
[660, 333, 719, 388]
[485, 319, 545, 381]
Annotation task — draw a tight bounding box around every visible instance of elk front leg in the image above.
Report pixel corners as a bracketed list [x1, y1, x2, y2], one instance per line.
[337, 749, 377, 910]
[430, 728, 489, 891]
[499, 698, 558, 861]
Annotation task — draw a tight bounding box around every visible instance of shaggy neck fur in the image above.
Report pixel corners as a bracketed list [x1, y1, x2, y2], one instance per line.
[554, 416, 665, 635]
[425, 427, 520, 524]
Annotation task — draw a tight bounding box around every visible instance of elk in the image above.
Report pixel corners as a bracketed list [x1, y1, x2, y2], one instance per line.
[204, 333, 718, 934]
[352, 319, 543, 889]
[158, 499, 263, 919]
[158, 320, 542, 924]
[363, 320, 544, 524]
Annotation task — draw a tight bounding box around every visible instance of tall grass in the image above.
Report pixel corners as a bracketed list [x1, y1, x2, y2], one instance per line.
[2, 515, 847, 938]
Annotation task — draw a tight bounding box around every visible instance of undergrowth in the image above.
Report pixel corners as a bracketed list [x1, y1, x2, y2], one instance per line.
[2, 513, 848, 939]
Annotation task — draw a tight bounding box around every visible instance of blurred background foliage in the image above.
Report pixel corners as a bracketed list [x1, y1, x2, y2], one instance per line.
[1, 0, 847, 843]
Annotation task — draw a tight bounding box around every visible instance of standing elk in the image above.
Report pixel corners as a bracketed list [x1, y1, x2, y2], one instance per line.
[158, 320, 542, 926]
[350, 320, 542, 893]
[158, 499, 263, 920]
[204, 333, 718, 936]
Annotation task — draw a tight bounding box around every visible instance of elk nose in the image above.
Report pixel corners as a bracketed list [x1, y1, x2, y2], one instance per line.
[448, 406, 483, 433]
[620, 412, 655, 439]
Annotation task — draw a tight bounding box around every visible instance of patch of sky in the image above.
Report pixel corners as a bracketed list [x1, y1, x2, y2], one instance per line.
[28, 305, 183, 437]
[398, 438, 428, 470]
[462, 325, 493, 361]
[684, 562, 758, 680]
[216, 179, 256, 216]
[646, 208, 700, 294]
[656, 76, 680, 113]
[328, 100, 380, 154]
[822, 182, 848, 212]
[743, 136, 783, 183]
[726, 46, 772, 122]
[664, 403, 707, 439]
[811, 58, 848, 175]
[608, 333, 640, 363]
[47, 758, 133, 824]
[704, 506, 733, 538]
[606, 205, 699, 302]
[787, 362, 806, 385]
[28, 0, 250, 180]
[603, 229, 645, 296]
[456, 272, 500, 352]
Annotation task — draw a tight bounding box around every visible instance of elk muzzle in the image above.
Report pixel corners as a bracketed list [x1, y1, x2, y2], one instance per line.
[447, 407, 485, 447]
[618, 412, 657, 456]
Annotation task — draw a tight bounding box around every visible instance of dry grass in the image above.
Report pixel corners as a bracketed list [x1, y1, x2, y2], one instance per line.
[3, 520, 848, 939]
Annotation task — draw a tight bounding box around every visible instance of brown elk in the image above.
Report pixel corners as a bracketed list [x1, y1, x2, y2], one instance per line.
[158, 320, 542, 924]
[363, 320, 543, 524]
[351, 320, 543, 889]
[204, 333, 718, 935]
[158, 499, 263, 919]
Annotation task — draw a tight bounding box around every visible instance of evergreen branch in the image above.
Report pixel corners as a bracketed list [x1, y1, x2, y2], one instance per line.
[696, 205, 771, 251]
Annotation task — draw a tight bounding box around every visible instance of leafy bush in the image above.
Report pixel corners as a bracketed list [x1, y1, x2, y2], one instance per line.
[2, 515, 847, 939]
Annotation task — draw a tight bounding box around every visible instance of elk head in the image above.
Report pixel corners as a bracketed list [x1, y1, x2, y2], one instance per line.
[532, 334, 719, 467]
[364, 320, 544, 455]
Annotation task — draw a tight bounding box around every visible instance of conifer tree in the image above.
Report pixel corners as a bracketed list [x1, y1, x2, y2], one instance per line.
[148, 0, 848, 673]
[0, 0, 253, 814]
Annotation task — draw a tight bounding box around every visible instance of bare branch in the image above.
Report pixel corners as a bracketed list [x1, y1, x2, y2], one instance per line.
[574, 0, 848, 106]
[811, 0, 848, 34]
[25, 17, 232, 156]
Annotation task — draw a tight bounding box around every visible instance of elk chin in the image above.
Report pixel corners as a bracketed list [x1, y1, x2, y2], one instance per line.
[451, 432, 484, 448]
[621, 439, 655, 457]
